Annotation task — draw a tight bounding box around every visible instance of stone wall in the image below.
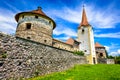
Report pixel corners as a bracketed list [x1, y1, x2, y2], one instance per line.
[107, 59, 115, 64]
[97, 58, 115, 64]
[0, 32, 86, 80]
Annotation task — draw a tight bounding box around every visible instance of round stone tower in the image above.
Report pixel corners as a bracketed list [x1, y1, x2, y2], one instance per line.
[15, 7, 56, 45]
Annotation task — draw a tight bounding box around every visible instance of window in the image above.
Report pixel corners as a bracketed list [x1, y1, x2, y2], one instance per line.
[93, 57, 96, 64]
[27, 37, 31, 39]
[82, 29, 84, 33]
[96, 51, 98, 54]
[26, 23, 31, 29]
[44, 40, 47, 43]
[0, 62, 4, 67]
[84, 50, 87, 52]
[100, 53, 103, 56]
[35, 15, 38, 19]
[22, 15, 24, 19]
[49, 21, 51, 24]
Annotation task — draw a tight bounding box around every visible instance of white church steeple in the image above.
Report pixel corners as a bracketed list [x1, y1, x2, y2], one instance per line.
[78, 6, 97, 64]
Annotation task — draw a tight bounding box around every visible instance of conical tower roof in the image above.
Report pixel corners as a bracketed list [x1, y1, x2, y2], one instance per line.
[15, 7, 56, 29]
[78, 6, 90, 28]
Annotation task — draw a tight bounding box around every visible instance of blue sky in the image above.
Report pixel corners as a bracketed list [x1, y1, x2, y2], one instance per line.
[0, 0, 120, 56]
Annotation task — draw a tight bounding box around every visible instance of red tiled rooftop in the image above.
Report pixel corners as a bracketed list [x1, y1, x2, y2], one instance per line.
[95, 42, 104, 48]
[78, 6, 90, 29]
[66, 38, 74, 45]
[15, 7, 56, 29]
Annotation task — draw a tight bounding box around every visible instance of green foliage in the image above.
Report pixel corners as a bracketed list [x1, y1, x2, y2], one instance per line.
[27, 64, 120, 80]
[1, 53, 7, 58]
[34, 69, 40, 77]
[108, 56, 114, 59]
[73, 51, 84, 56]
[115, 56, 120, 64]
[105, 50, 109, 58]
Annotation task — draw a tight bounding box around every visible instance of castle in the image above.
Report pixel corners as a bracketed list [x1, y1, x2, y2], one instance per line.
[15, 6, 107, 64]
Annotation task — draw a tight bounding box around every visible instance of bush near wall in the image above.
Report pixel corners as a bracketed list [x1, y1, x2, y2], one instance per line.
[73, 51, 84, 56]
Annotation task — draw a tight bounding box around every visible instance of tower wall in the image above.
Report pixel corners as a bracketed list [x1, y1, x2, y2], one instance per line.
[78, 26, 90, 54]
[16, 13, 54, 45]
[78, 26, 97, 64]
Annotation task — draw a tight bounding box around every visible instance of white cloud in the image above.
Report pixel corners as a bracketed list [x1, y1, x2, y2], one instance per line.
[95, 32, 120, 38]
[53, 27, 77, 41]
[48, 4, 120, 29]
[104, 46, 110, 51]
[0, 7, 18, 34]
[53, 27, 77, 37]
[104, 43, 120, 56]
[0, 1, 21, 34]
[109, 49, 120, 56]
[54, 36, 70, 41]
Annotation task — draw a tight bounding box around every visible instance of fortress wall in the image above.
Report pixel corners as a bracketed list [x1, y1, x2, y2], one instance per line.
[0, 32, 86, 80]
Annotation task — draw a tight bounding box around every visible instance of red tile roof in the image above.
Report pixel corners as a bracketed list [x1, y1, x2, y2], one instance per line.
[66, 38, 80, 45]
[78, 6, 90, 29]
[30, 7, 46, 16]
[15, 7, 56, 29]
[95, 42, 104, 48]
[66, 38, 74, 45]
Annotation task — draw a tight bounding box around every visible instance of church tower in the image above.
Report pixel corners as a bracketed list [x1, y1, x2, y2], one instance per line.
[78, 6, 97, 64]
[15, 7, 56, 45]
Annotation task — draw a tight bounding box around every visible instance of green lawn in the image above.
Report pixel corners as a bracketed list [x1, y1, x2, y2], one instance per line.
[28, 64, 120, 80]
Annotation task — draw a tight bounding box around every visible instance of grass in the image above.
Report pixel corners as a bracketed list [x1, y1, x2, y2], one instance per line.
[27, 64, 120, 80]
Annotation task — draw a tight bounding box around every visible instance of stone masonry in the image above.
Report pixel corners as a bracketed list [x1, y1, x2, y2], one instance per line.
[0, 32, 87, 80]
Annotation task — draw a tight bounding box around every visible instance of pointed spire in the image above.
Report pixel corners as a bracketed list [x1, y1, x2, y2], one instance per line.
[79, 5, 90, 28]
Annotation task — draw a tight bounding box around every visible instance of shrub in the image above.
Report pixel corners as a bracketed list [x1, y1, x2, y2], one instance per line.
[34, 69, 39, 77]
[73, 51, 84, 56]
[2, 53, 7, 58]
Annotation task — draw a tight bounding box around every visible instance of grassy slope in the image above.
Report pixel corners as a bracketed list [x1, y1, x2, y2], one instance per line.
[28, 64, 120, 80]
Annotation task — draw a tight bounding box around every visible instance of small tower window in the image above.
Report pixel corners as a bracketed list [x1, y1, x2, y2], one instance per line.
[0, 62, 4, 67]
[44, 40, 47, 43]
[49, 21, 51, 24]
[35, 15, 38, 19]
[22, 15, 24, 19]
[84, 50, 87, 52]
[82, 29, 84, 33]
[26, 23, 31, 29]
[100, 53, 103, 57]
[27, 37, 31, 39]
